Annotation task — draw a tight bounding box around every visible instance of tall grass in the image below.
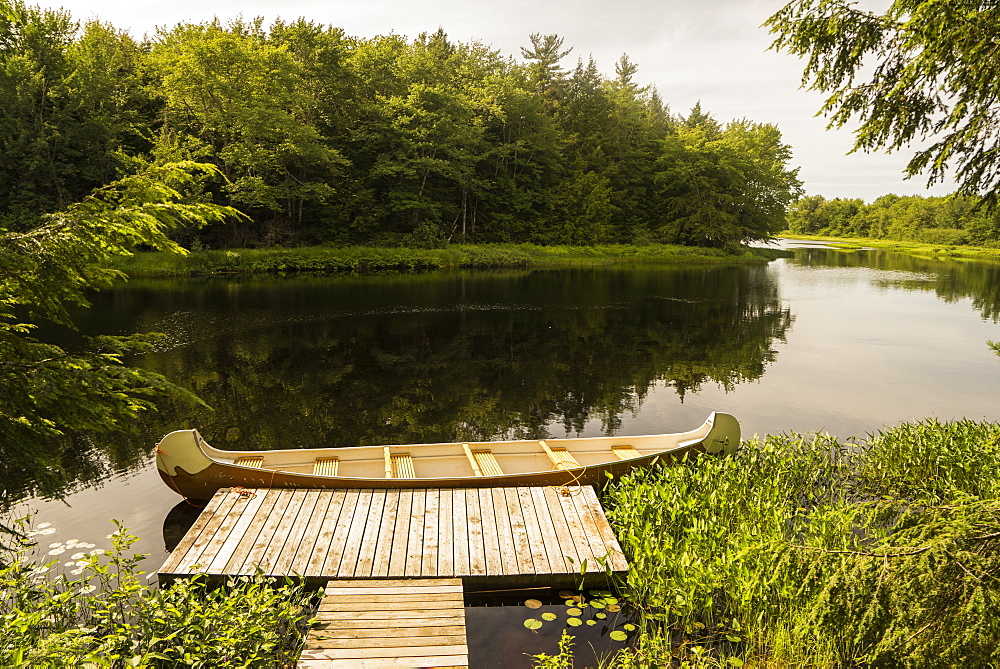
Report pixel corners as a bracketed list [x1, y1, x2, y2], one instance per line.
[599, 419, 1000, 667]
[113, 243, 784, 277]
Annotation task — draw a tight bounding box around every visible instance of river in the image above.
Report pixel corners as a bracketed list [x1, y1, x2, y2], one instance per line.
[7, 240, 1000, 662]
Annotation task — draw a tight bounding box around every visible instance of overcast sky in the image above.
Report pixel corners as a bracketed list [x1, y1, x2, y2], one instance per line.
[47, 0, 953, 202]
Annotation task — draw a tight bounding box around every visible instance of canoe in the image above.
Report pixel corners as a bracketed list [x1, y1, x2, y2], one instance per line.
[155, 412, 740, 500]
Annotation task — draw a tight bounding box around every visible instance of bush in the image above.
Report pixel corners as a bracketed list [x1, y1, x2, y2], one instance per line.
[1, 520, 315, 667]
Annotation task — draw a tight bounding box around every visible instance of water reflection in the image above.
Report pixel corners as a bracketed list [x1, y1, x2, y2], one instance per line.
[4, 266, 791, 506]
[787, 247, 1000, 322]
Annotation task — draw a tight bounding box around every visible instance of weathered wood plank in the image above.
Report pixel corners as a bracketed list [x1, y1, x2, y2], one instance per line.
[159, 491, 228, 574]
[324, 578, 462, 588]
[368, 489, 400, 578]
[312, 616, 466, 628]
[316, 599, 463, 612]
[531, 486, 574, 574]
[303, 489, 347, 576]
[535, 487, 580, 573]
[234, 489, 296, 574]
[298, 657, 468, 668]
[319, 489, 361, 576]
[272, 489, 323, 575]
[420, 488, 440, 577]
[222, 489, 282, 574]
[309, 625, 467, 639]
[312, 610, 464, 622]
[437, 488, 454, 577]
[478, 488, 502, 576]
[547, 486, 596, 574]
[206, 489, 270, 573]
[404, 488, 426, 577]
[176, 491, 242, 573]
[256, 489, 311, 574]
[299, 645, 468, 660]
[335, 488, 374, 578]
[574, 485, 630, 572]
[306, 635, 467, 649]
[517, 487, 551, 574]
[289, 490, 336, 576]
[386, 488, 413, 578]
[489, 487, 516, 576]
[563, 487, 610, 572]
[504, 487, 535, 574]
[451, 488, 470, 576]
[351, 489, 387, 578]
[465, 488, 486, 576]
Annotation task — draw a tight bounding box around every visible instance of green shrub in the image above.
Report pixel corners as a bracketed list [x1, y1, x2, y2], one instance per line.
[1, 520, 315, 667]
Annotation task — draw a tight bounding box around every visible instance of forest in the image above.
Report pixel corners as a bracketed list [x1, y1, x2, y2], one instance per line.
[0, 3, 802, 248]
[786, 193, 1000, 246]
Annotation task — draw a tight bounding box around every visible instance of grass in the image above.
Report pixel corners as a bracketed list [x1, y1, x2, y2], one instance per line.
[112, 243, 787, 277]
[591, 418, 1000, 667]
[780, 232, 1000, 261]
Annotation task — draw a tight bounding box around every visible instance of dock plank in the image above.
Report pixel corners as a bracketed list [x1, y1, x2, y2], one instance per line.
[437, 488, 454, 577]
[303, 489, 347, 576]
[465, 488, 486, 576]
[574, 485, 630, 572]
[404, 488, 426, 577]
[479, 488, 502, 576]
[537, 486, 580, 572]
[386, 489, 413, 578]
[159, 491, 228, 575]
[420, 488, 440, 577]
[236, 489, 296, 574]
[504, 487, 535, 574]
[319, 489, 362, 577]
[353, 489, 387, 578]
[289, 490, 336, 576]
[451, 489, 470, 576]
[517, 487, 551, 574]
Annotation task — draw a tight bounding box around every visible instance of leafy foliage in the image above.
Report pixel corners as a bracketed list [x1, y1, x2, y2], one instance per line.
[602, 419, 1000, 666]
[0, 161, 236, 490]
[1, 4, 802, 248]
[767, 0, 1000, 207]
[1, 520, 313, 666]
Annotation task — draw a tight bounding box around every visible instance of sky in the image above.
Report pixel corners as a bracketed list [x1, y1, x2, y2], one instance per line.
[46, 0, 954, 202]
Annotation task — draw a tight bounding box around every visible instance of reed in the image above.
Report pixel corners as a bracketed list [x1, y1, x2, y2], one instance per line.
[598, 419, 1000, 667]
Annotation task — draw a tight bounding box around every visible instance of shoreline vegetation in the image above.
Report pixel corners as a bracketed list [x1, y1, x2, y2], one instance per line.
[7, 418, 1000, 666]
[780, 233, 1000, 261]
[112, 243, 788, 277]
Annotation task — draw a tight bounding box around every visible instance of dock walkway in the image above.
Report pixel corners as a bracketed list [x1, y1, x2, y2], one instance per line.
[158, 485, 628, 588]
[298, 578, 468, 668]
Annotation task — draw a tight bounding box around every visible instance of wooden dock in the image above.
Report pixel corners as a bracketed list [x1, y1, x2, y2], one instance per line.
[159, 486, 628, 588]
[298, 578, 468, 667]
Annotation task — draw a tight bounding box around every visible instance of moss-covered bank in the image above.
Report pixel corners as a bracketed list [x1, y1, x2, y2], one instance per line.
[113, 243, 787, 277]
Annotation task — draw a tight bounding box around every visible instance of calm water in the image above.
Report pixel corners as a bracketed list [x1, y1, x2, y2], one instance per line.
[8, 241, 1000, 664]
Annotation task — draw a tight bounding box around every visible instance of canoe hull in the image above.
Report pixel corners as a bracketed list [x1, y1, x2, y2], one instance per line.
[155, 412, 740, 501]
[157, 444, 708, 501]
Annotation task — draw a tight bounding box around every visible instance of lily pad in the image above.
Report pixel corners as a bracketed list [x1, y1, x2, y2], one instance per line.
[590, 600, 606, 609]
[606, 604, 621, 612]
[524, 599, 543, 609]
[541, 612, 558, 621]
[558, 590, 575, 599]
[586, 619, 597, 626]
[567, 617, 583, 627]
[609, 630, 628, 642]
[623, 623, 636, 632]
[604, 597, 619, 605]
[567, 607, 583, 616]
[524, 618, 543, 630]
[595, 612, 607, 619]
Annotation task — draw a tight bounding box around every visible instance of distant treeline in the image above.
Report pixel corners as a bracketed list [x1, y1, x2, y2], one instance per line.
[0, 3, 801, 248]
[786, 194, 1000, 246]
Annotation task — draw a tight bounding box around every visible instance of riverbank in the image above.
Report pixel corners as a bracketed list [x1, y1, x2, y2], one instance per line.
[113, 243, 787, 277]
[8, 418, 1000, 666]
[781, 233, 1000, 261]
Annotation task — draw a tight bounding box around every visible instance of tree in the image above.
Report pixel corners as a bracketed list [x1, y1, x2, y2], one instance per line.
[767, 1, 1000, 206]
[0, 162, 236, 488]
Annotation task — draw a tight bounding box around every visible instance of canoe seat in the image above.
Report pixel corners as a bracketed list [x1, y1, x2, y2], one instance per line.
[472, 450, 504, 476]
[235, 456, 264, 468]
[612, 445, 642, 460]
[545, 445, 581, 470]
[391, 453, 416, 478]
[313, 457, 339, 476]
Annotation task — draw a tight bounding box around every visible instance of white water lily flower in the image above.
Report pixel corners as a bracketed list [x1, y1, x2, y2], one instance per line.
[82, 543, 95, 549]
[76, 560, 88, 567]
[48, 548, 65, 556]
[65, 561, 77, 566]
[70, 568, 84, 575]
[36, 522, 51, 529]
[70, 552, 86, 560]
[48, 542, 63, 548]
[79, 585, 97, 594]
[37, 528, 56, 536]
[89, 549, 105, 556]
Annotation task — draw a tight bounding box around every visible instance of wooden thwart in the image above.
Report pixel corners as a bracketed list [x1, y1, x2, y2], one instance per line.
[612, 445, 641, 460]
[298, 578, 468, 668]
